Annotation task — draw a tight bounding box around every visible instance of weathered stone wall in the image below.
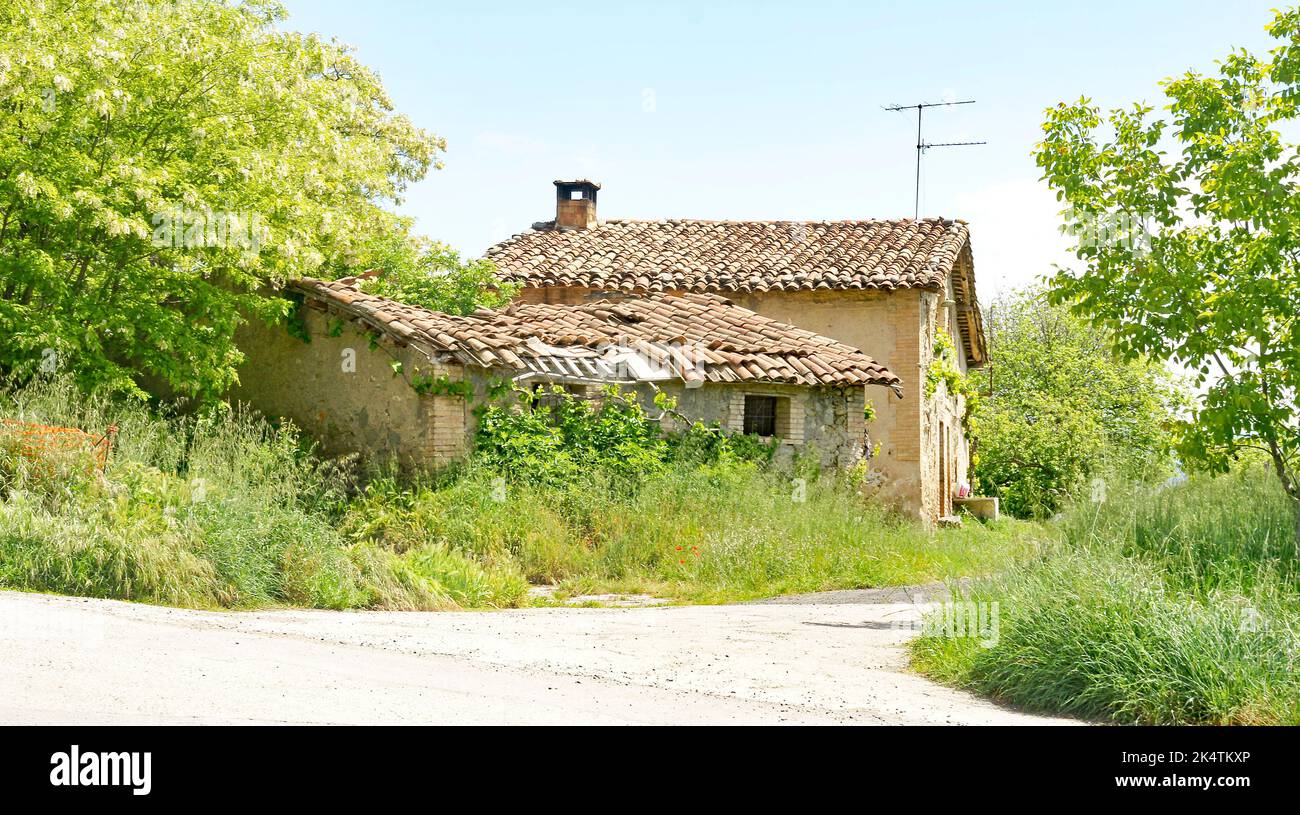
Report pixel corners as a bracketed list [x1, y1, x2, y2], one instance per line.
[232, 304, 470, 468]
[642, 380, 868, 468]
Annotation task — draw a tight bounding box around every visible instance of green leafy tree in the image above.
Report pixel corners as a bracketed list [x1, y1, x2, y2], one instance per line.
[0, 0, 440, 398]
[357, 242, 519, 316]
[1035, 8, 1300, 539]
[974, 288, 1183, 518]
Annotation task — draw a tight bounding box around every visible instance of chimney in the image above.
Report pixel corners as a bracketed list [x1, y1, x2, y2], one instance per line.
[554, 179, 600, 230]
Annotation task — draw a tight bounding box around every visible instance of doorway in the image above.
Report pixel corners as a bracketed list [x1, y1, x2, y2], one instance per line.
[938, 421, 949, 516]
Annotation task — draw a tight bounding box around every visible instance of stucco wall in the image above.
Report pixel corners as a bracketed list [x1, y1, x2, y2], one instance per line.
[232, 304, 470, 468]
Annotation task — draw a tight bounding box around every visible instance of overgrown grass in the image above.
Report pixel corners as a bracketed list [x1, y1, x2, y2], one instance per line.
[912, 468, 1300, 725]
[342, 465, 1042, 603]
[0, 380, 523, 610]
[0, 379, 1039, 611]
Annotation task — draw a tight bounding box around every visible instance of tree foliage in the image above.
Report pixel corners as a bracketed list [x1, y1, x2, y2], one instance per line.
[357, 242, 518, 316]
[0, 0, 441, 398]
[974, 288, 1183, 518]
[1035, 8, 1300, 530]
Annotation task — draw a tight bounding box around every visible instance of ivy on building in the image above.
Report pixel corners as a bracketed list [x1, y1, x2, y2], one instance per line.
[924, 327, 980, 432]
[284, 292, 311, 344]
[411, 373, 474, 399]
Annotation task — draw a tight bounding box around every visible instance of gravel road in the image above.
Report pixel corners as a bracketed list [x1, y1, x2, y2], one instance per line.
[0, 589, 1075, 725]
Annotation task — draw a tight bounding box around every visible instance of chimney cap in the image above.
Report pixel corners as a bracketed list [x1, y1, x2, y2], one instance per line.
[553, 179, 599, 230]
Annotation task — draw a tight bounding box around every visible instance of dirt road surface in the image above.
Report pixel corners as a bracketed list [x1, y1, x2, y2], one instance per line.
[0, 590, 1075, 725]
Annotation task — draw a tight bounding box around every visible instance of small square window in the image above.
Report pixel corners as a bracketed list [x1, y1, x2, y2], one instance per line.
[743, 395, 778, 437]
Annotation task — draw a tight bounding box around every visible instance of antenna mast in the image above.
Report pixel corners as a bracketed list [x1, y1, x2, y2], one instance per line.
[884, 100, 986, 219]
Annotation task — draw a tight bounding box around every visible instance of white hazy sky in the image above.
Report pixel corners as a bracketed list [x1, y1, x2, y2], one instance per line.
[282, 0, 1283, 300]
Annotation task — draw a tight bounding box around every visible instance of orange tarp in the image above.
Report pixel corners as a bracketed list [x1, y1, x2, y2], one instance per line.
[0, 419, 117, 472]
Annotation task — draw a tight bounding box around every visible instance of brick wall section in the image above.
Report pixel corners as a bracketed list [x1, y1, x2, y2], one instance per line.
[518, 286, 601, 306]
[725, 392, 745, 432]
[722, 390, 805, 443]
[420, 369, 471, 463]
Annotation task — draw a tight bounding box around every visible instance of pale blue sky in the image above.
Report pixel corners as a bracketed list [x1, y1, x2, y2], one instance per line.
[283, 0, 1282, 297]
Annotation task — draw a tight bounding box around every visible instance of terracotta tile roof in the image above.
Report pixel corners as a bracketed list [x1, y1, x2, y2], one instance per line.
[290, 278, 902, 392]
[486, 218, 970, 293]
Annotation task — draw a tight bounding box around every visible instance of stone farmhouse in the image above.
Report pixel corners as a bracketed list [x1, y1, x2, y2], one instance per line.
[233, 276, 902, 472]
[486, 180, 988, 520]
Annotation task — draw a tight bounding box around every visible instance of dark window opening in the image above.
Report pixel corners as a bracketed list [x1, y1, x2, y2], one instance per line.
[743, 395, 778, 437]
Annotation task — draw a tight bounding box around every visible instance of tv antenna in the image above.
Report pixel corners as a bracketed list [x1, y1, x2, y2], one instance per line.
[884, 100, 986, 219]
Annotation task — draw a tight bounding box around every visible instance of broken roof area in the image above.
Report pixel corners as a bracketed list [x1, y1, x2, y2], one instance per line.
[290, 277, 902, 392]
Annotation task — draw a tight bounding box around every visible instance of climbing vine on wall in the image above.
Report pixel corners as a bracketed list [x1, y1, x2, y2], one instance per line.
[284, 293, 311, 344]
[411, 373, 474, 399]
[925, 327, 980, 432]
[388, 360, 474, 398]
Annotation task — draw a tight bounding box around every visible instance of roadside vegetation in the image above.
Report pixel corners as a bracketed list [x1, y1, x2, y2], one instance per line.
[911, 280, 1296, 727]
[912, 468, 1300, 725]
[0, 378, 1040, 610]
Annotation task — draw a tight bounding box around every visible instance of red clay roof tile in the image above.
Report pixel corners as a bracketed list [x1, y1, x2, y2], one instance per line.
[488, 218, 968, 294]
[291, 278, 901, 392]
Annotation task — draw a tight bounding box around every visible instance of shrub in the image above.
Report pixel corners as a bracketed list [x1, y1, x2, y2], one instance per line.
[341, 469, 592, 583]
[0, 379, 439, 610]
[400, 544, 529, 608]
[473, 385, 668, 487]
